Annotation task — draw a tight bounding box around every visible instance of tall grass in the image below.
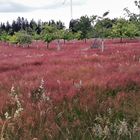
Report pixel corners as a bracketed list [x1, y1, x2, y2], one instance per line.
[0, 39, 140, 139]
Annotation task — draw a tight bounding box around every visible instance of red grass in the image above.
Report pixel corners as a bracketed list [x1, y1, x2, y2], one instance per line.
[0, 39, 140, 139]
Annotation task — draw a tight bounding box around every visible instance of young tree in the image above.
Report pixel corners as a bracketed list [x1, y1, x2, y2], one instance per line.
[93, 11, 109, 52]
[77, 16, 92, 42]
[44, 34, 54, 49]
[111, 18, 138, 42]
[15, 31, 32, 48]
[62, 29, 73, 43]
[53, 29, 64, 51]
[69, 16, 92, 43]
[41, 25, 55, 49]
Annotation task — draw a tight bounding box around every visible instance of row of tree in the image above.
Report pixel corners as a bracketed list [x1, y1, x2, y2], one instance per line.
[0, 1, 140, 48]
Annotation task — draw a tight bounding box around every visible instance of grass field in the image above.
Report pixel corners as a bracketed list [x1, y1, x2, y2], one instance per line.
[0, 39, 140, 140]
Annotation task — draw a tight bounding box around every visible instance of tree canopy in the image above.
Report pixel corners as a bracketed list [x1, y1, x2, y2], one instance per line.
[0, 1, 140, 46]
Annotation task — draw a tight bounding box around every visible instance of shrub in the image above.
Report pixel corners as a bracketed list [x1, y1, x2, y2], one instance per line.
[15, 31, 32, 47]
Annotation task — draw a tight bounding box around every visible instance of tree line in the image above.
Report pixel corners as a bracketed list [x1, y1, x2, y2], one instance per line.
[0, 1, 140, 48]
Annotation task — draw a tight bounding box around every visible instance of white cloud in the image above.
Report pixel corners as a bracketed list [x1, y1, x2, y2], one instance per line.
[0, 0, 138, 27]
[0, 0, 85, 12]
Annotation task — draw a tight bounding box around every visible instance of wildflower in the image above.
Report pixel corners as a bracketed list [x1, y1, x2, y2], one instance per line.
[14, 107, 23, 118]
[39, 78, 44, 90]
[9, 85, 23, 118]
[4, 112, 11, 120]
[92, 124, 103, 138]
[133, 122, 139, 134]
[103, 125, 110, 137]
[73, 80, 82, 89]
[117, 119, 131, 138]
[10, 85, 16, 98]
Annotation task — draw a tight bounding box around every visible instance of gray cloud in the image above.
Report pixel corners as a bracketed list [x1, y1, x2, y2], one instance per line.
[0, 1, 33, 12]
[0, 0, 85, 13]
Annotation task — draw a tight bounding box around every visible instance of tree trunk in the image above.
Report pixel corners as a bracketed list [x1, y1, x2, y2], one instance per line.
[63, 39, 66, 44]
[120, 37, 123, 43]
[101, 38, 104, 52]
[57, 39, 61, 51]
[84, 38, 87, 43]
[46, 42, 49, 49]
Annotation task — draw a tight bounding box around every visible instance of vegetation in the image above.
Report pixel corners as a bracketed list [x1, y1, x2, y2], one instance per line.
[0, 39, 140, 139]
[0, 1, 140, 139]
[0, 0, 140, 47]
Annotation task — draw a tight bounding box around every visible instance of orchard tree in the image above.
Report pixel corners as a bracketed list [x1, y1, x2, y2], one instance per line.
[125, 22, 139, 38]
[78, 16, 92, 42]
[111, 18, 128, 42]
[44, 34, 54, 49]
[62, 30, 74, 43]
[69, 19, 79, 32]
[93, 11, 109, 52]
[111, 18, 138, 42]
[0, 32, 10, 42]
[41, 25, 56, 49]
[53, 29, 64, 51]
[74, 31, 82, 40]
[15, 31, 32, 47]
[8, 35, 18, 45]
[69, 16, 92, 42]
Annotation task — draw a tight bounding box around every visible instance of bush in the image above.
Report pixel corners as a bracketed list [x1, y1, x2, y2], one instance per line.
[15, 32, 32, 47]
[8, 35, 18, 44]
[44, 34, 54, 48]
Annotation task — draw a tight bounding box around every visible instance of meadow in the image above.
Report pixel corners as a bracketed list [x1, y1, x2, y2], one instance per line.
[0, 39, 140, 140]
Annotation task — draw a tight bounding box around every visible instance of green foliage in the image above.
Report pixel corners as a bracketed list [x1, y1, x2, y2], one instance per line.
[111, 18, 138, 40]
[69, 16, 92, 40]
[62, 30, 74, 41]
[78, 16, 92, 39]
[15, 31, 32, 45]
[33, 33, 42, 41]
[74, 31, 82, 40]
[41, 25, 57, 36]
[93, 12, 110, 38]
[111, 19, 128, 39]
[44, 33, 54, 43]
[8, 35, 18, 44]
[103, 11, 110, 17]
[125, 22, 139, 38]
[41, 25, 56, 48]
[0, 33, 10, 42]
[53, 29, 64, 40]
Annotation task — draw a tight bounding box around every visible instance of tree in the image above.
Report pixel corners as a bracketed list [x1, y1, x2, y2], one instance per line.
[69, 16, 92, 42]
[111, 19, 128, 42]
[0, 32, 10, 42]
[93, 11, 109, 52]
[62, 30, 74, 43]
[111, 18, 138, 42]
[134, 0, 140, 18]
[125, 22, 139, 38]
[78, 16, 92, 42]
[69, 19, 79, 32]
[5, 22, 11, 34]
[15, 31, 32, 47]
[44, 34, 54, 49]
[93, 18, 114, 38]
[53, 29, 64, 51]
[8, 35, 18, 45]
[41, 25, 56, 49]
[123, 8, 138, 22]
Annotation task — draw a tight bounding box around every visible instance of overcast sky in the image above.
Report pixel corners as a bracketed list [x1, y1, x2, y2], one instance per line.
[0, 0, 137, 27]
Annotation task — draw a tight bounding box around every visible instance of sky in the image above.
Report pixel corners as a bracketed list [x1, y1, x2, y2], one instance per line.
[0, 0, 137, 27]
